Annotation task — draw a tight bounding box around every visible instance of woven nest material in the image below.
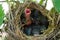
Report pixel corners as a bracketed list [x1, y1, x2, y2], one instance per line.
[5, 1, 60, 40]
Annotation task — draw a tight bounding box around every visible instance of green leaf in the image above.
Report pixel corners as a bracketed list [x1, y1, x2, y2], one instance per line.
[0, 4, 5, 25]
[39, 0, 44, 5]
[32, 0, 36, 2]
[52, 0, 60, 14]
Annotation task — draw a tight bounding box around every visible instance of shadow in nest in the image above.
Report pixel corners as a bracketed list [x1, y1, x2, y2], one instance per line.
[20, 8, 49, 36]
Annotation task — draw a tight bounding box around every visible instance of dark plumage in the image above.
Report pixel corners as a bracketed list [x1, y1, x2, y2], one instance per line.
[21, 9, 49, 36]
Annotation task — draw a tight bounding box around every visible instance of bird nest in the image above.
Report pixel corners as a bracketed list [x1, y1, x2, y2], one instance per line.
[5, 1, 60, 40]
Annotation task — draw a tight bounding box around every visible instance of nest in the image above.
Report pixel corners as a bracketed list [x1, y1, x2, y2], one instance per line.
[5, 1, 60, 40]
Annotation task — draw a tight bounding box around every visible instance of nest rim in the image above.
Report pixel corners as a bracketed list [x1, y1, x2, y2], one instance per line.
[6, 2, 58, 40]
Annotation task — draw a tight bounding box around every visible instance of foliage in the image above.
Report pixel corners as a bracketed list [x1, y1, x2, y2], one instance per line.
[0, 4, 4, 26]
[52, 0, 60, 14]
[39, 0, 44, 5]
